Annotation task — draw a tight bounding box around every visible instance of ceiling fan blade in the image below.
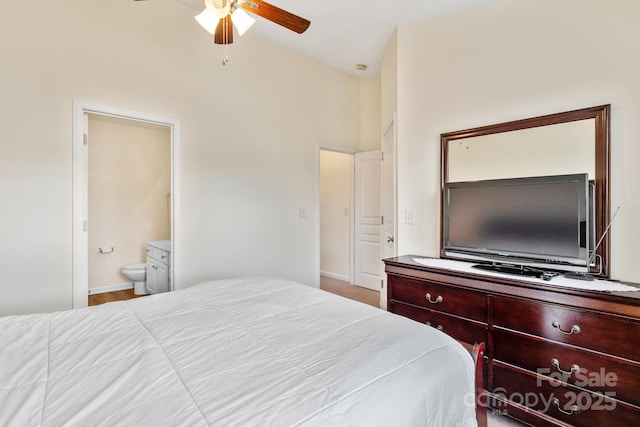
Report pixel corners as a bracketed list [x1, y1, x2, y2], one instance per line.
[214, 16, 234, 44]
[242, 0, 310, 34]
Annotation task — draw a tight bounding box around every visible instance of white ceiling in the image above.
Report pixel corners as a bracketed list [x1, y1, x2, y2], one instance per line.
[174, 0, 509, 77]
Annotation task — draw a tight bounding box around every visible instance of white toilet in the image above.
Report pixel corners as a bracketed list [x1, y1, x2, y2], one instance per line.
[122, 263, 148, 295]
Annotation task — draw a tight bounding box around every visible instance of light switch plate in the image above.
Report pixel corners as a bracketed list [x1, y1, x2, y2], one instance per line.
[405, 208, 415, 225]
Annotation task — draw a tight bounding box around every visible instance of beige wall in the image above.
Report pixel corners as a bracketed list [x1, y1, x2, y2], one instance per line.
[389, 0, 640, 282]
[0, 0, 363, 314]
[88, 115, 170, 290]
[320, 151, 353, 280]
[381, 30, 398, 129]
[359, 78, 382, 151]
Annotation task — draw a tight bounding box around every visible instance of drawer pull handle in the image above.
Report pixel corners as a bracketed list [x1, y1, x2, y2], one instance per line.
[551, 397, 580, 415]
[426, 293, 443, 304]
[425, 322, 444, 331]
[551, 320, 580, 335]
[551, 358, 580, 375]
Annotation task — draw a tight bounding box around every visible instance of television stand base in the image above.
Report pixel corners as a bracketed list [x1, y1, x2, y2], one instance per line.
[472, 263, 544, 278]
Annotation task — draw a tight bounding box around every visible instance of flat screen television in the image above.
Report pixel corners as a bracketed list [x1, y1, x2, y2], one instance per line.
[443, 174, 592, 274]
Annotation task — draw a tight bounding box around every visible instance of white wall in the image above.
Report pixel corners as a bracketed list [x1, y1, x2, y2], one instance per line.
[0, 0, 363, 315]
[320, 151, 353, 280]
[391, 0, 640, 282]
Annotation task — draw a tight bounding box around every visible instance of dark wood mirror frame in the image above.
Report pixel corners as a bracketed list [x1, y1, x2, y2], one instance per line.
[440, 105, 611, 278]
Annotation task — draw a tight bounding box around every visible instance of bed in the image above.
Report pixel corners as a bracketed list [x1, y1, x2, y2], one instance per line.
[1, 277, 481, 426]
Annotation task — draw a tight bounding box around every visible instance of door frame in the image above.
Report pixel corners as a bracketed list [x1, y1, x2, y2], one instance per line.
[315, 145, 356, 287]
[72, 100, 180, 309]
[380, 113, 398, 310]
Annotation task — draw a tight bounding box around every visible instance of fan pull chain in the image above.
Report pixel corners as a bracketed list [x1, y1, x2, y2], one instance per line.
[222, 16, 230, 65]
[222, 41, 229, 65]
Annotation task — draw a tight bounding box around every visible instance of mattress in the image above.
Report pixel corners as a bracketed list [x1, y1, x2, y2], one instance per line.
[0, 277, 476, 426]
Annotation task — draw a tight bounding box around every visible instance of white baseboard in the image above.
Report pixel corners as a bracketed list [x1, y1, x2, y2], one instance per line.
[320, 271, 351, 283]
[88, 282, 134, 295]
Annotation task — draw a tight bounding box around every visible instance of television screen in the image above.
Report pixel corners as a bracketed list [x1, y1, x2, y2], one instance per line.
[444, 174, 590, 272]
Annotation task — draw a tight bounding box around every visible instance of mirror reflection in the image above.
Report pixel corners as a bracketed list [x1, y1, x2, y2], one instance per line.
[447, 119, 595, 183]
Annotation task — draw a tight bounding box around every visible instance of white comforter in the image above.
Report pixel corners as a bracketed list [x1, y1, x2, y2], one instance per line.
[0, 277, 476, 426]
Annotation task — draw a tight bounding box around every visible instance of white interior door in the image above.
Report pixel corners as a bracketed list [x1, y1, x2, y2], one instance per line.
[354, 151, 382, 291]
[380, 117, 397, 309]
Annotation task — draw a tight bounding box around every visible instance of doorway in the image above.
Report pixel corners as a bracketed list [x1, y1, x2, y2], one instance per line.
[318, 147, 381, 299]
[319, 149, 354, 283]
[72, 100, 180, 309]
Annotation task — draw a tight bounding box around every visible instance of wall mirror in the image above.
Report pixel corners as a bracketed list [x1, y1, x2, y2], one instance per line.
[440, 105, 611, 277]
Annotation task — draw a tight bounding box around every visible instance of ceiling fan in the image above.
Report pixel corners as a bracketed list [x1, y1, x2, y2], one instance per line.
[135, 0, 310, 45]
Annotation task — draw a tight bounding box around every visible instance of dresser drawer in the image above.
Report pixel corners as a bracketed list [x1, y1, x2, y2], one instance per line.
[494, 328, 640, 408]
[493, 296, 640, 362]
[492, 363, 640, 426]
[389, 275, 487, 321]
[390, 301, 487, 345]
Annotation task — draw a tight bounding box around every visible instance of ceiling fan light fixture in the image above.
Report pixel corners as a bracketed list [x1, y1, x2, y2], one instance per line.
[195, 9, 218, 35]
[204, 0, 231, 19]
[191, 0, 310, 49]
[231, 8, 256, 36]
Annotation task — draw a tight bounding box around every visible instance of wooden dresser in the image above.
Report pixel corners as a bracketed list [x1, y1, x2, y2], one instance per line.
[384, 255, 640, 426]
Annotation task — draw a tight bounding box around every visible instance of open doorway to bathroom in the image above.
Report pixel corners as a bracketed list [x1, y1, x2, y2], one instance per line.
[72, 101, 179, 309]
[87, 115, 170, 305]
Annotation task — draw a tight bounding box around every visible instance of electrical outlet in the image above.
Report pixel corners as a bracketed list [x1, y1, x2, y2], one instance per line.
[298, 208, 307, 219]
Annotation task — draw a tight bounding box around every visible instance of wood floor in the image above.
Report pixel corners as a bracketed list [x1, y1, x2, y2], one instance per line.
[88, 277, 379, 308]
[320, 276, 380, 308]
[88, 288, 147, 306]
[90, 278, 382, 307]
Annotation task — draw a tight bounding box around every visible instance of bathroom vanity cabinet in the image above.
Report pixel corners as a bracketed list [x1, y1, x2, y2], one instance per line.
[146, 240, 171, 294]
